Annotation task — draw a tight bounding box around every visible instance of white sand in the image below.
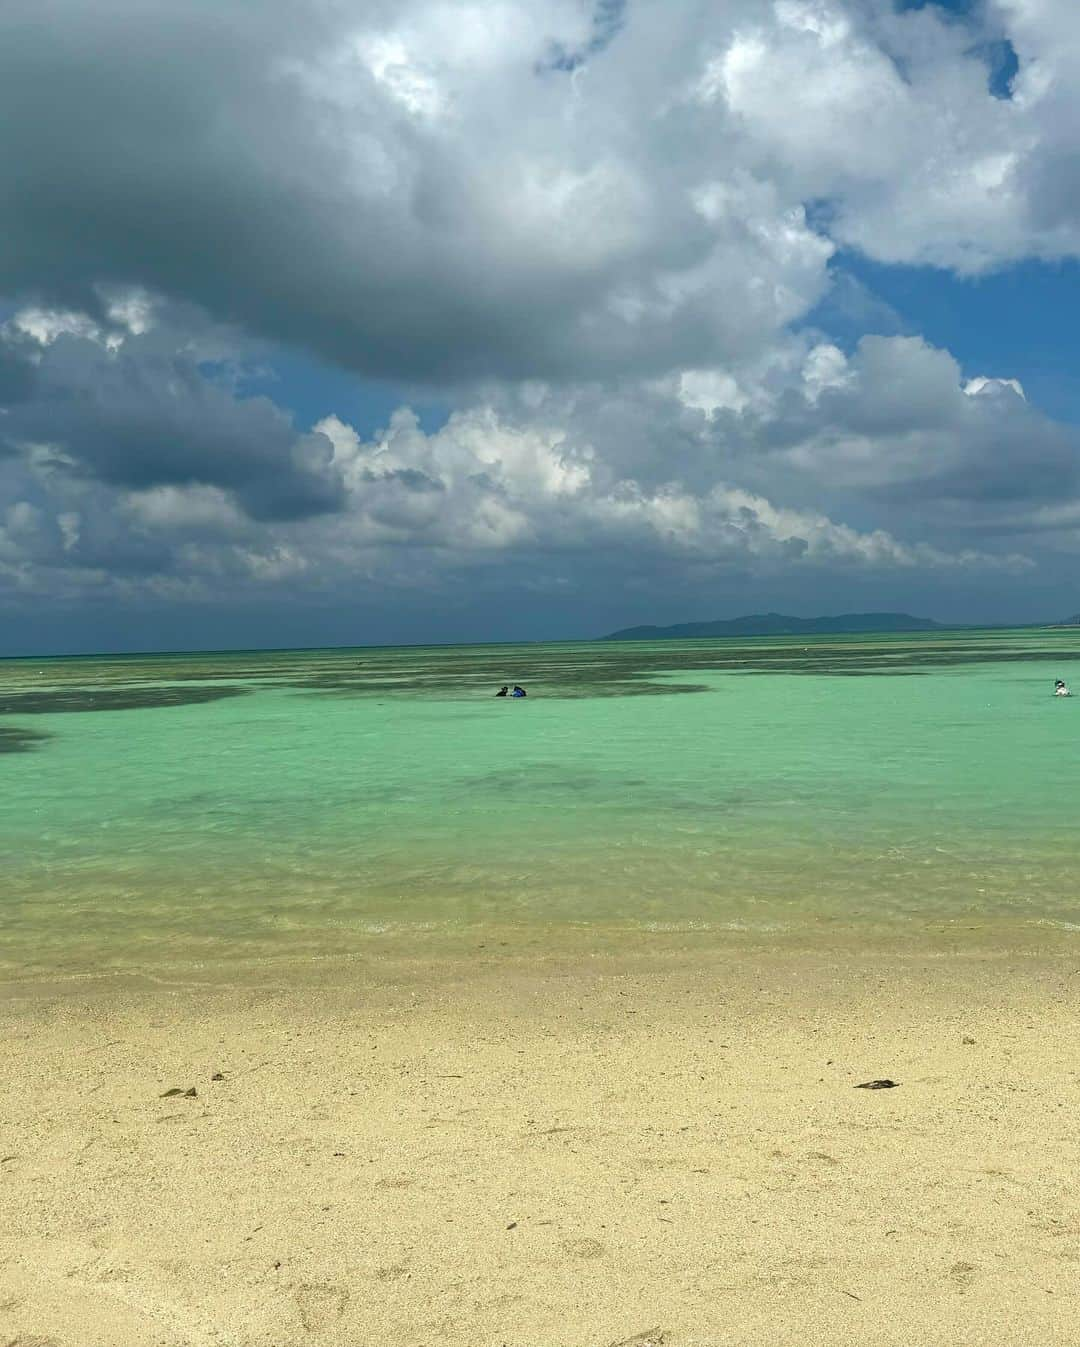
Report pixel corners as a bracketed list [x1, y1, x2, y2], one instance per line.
[2, 939, 1079, 1346]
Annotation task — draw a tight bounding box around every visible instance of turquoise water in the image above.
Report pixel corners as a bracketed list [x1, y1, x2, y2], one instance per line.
[3, 630, 1080, 978]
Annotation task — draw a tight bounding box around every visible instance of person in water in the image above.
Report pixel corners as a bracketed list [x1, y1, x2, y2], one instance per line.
[511, 685, 527, 697]
[1055, 679, 1071, 697]
[496, 686, 509, 697]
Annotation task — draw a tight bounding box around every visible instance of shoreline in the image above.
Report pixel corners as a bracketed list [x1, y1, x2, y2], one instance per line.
[3, 937, 1080, 1345]
[3, 915, 1079, 1004]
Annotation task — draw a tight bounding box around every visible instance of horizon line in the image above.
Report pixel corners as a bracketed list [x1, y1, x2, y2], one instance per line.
[1, 617, 1071, 662]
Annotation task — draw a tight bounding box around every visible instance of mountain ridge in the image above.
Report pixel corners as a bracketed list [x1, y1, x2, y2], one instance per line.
[602, 611, 949, 641]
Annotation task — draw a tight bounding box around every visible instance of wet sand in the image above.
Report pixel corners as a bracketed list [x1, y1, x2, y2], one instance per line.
[2, 938, 1079, 1346]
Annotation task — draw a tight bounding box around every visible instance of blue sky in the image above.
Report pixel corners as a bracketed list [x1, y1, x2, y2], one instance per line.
[237, 352, 450, 445]
[3, 0, 1080, 654]
[811, 254, 1080, 424]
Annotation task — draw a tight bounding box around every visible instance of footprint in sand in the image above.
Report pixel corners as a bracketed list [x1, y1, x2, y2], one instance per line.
[295, 1283, 349, 1332]
[949, 1261, 978, 1292]
[561, 1237, 605, 1259]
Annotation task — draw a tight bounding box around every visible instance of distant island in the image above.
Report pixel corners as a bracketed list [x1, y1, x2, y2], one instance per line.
[602, 612, 947, 641]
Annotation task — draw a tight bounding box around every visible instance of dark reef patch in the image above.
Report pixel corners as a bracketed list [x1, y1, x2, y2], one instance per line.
[0, 725, 52, 753]
[279, 640, 1080, 699]
[5, 632, 1078, 706]
[288, 676, 710, 698]
[0, 685, 250, 715]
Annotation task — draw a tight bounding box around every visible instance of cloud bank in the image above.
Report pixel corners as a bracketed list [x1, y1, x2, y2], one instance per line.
[2, 0, 1080, 647]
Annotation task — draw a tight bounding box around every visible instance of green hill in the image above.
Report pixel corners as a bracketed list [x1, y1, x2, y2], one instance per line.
[602, 612, 946, 641]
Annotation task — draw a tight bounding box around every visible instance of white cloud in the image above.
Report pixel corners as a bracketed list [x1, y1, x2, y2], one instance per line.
[802, 343, 851, 401]
[102, 288, 156, 338]
[12, 309, 103, 348]
[964, 375, 1027, 400]
[123, 484, 247, 534]
[304, 394, 1033, 578]
[678, 369, 748, 417]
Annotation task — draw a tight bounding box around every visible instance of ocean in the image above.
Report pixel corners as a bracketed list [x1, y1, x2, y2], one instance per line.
[2, 629, 1079, 981]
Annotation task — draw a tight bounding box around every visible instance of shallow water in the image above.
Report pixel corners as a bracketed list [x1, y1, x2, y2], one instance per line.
[3, 629, 1080, 978]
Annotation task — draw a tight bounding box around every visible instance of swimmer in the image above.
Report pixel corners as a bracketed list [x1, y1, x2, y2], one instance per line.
[495, 685, 509, 697]
[511, 685, 527, 697]
[1055, 679, 1071, 697]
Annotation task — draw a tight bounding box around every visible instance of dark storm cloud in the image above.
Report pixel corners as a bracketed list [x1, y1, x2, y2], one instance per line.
[0, 330, 37, 406]
[0, 0, 836, 384]
[0, 327, 343, 521]
[0, 0, 1077, 394]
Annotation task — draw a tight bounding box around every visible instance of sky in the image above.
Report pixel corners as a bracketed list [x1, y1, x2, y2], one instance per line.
[4, 0, 1080, 654]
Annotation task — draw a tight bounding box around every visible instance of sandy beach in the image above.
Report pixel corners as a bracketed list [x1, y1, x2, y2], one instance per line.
[2, 935, 1080, 1347]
